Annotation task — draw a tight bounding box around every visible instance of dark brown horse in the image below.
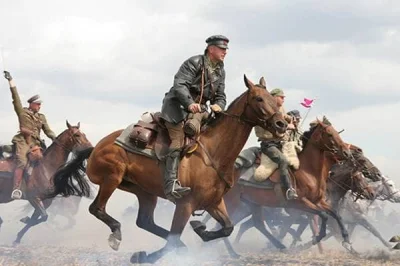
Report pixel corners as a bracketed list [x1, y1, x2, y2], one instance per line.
[193, 118, 359, 253]
[0, 121, 92, 244]
[49, 75, 289, 264]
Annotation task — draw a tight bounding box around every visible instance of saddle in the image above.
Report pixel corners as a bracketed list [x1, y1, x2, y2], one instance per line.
[0, 145, 43, 179]
[127, 112, 201, 161]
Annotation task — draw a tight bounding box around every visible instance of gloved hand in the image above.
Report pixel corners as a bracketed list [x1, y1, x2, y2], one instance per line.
[210, 104, 222, 113]
[3, 71, 12, 81]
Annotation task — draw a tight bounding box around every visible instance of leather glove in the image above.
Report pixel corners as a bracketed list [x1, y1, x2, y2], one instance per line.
[210, 104, 222, 113]
[3, 71, 12, 81]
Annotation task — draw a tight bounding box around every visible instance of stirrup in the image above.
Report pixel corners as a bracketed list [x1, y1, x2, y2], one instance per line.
[285, 188, 298, 200]
[169, 180, 191, 199]
[11, 189, 23, 200]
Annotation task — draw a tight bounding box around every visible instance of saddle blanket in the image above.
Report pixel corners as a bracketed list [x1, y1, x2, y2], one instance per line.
[254, 141, 299, 182]
[238, 166, 275, 189]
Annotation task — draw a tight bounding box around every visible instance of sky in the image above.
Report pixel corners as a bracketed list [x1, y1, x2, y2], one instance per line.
[0, 0, 399, 182]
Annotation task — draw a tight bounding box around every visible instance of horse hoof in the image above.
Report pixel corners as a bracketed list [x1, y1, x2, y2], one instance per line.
[229, 252, 241, 259]
[390, 236, 400, 242]
[12, 241, 20, 247]
[190, 220, 206, 231]
[130, 251, 148, 264]
[312, 237, 318, 245]
[108, 234, 121, 251]
[393, 243, 400, 250]
[20, 217, 30, 224]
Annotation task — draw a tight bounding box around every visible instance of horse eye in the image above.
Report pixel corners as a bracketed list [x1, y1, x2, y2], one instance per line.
[255, 96, 263, 102]
[74, 134, 80, 138]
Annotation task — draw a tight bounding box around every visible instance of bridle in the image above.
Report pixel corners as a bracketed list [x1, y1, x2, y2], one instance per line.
[197, 88, 280, 189]
[53, 127, 83, 154]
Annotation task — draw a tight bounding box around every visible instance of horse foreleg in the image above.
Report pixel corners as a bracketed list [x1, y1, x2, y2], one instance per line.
[234, 217, 254, 244]
[190, 198, 233, 241]
[131, 201, 193, 264]
[13, 208, 41, 245]
[347, 223, 357, 241]
[358, 216, 392, 248]
[0, 216, 3, 232]
[289, 215, 309, 247]
[249, 203, 286, 250]
[119, 180, 170, 240]
[89, 179, 122, 251]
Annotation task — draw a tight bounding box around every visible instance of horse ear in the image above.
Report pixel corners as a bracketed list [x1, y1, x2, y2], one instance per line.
[77, 122, 80, 129]
[259, 77, 267, 89]
[66, 120, 72, 129]
[244, 74, 254, 90]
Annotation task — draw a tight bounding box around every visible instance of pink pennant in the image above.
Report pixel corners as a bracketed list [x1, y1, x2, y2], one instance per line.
[300, 98, 314, 108]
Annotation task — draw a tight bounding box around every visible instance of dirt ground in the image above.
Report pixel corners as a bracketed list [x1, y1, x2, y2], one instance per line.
[0, 244, 400, 266]
[2, 196, 400, 266]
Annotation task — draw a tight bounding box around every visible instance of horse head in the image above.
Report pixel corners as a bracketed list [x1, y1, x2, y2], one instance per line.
[375, 175, 400, 203]
[52, 120, 93, 154]
[305, 116, 352, 160]
[349, 144, 382, 182]
[243, 75, 287, 135]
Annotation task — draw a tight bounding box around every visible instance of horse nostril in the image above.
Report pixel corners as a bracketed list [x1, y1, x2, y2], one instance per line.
[275, 121, 286, 129]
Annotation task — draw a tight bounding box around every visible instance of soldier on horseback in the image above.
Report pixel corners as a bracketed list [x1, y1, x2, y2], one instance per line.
[254, 88, 299, 200]
[286, 109, 303, 153]
[160, 35, 229, 201]
[3, 71, 56, 199]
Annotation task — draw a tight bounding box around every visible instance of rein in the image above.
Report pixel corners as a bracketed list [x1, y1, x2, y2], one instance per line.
[196, 90, 278, 191]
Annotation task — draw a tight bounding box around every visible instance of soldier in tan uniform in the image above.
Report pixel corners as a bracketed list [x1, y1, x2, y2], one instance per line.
[3, 71, 57, 199]
[254, 88, 299, 200]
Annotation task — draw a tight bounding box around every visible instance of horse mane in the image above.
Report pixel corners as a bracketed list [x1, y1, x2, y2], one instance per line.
[42, 127, 78, 157]
[301, 116, 331, 147]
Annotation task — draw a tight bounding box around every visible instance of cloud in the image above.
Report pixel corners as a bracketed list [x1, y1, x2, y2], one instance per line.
[0, 0, 398, 182]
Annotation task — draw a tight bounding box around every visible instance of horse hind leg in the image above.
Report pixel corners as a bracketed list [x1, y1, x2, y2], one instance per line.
[88, 178, 123, 251]
[118, 180, 170, 240]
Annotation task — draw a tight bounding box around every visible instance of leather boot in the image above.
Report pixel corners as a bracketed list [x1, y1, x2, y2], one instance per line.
[163, 150, 191, 202]
[11, 168, 24, 200]
[281, 173, 298, 200]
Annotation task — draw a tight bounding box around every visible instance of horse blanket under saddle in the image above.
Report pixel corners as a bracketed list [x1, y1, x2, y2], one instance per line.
[254, 141, 300, 182]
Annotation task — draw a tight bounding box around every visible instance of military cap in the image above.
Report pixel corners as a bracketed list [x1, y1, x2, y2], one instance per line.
[206, 35, 229, 49]
[270, 88, 285, 97]
[287, 110, 301, 119]
[27, 94, 42, 104]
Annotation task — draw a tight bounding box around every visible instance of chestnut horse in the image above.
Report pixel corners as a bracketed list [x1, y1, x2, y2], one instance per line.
[193, 117, 358, 253]
[49, 75, 289, 264]
[214, 144, 377, 250]
[0, 121, 91, 244]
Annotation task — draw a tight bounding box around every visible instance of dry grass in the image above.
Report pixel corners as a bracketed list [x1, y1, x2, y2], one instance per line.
[0, 244, 400, 266]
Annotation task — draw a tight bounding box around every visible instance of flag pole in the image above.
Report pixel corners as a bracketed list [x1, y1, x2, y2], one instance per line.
[300, 107, 311, 128]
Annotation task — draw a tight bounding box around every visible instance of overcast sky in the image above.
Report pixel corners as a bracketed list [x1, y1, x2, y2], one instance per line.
[0, 0, 399, 182]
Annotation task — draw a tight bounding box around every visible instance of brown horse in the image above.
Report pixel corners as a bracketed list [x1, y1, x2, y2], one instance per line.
[49, 75, 289, 264]
[0, 121, 92, 244]
[193, 117, 358, 253]
[207, 144, 377, 251]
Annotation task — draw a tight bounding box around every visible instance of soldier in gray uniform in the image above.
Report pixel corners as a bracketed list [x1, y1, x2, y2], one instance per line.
[160, 35, 229, 201]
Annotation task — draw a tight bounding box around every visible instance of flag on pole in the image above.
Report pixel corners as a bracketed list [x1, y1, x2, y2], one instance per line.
[300, 98, 314, 108]
[299, 97, 316, 129]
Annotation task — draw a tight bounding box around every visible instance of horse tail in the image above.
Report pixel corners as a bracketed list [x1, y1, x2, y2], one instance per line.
[47, 147, 94, 198]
